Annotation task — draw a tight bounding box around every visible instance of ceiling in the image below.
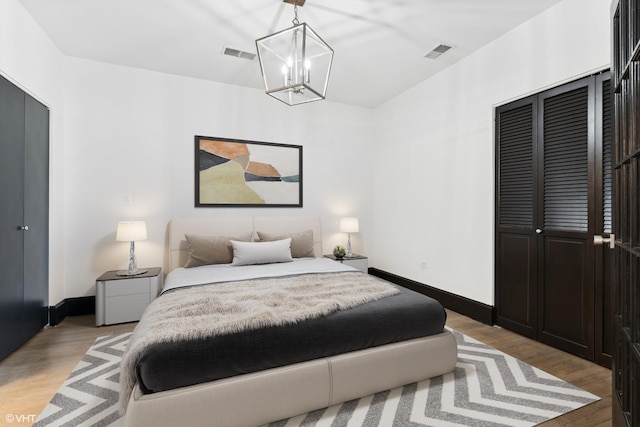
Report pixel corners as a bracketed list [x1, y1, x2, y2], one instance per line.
[19, 0, 564, 108]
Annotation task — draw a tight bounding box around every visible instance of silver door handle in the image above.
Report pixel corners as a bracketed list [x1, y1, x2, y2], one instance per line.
[17, 225, 29, 231]
[535, 229, 542, 234]
[593, 234, 615, 249]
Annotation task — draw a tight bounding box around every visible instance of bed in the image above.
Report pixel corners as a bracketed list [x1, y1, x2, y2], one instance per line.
[120, 216, 457, 427]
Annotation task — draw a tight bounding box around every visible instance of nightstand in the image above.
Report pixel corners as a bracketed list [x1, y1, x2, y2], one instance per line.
[95, 267, 162, 326]
[324, 254, 368, 273]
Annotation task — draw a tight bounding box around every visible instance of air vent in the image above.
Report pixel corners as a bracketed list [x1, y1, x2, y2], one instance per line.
[222, 47, 256, 61]
[424, 44, 453, 60]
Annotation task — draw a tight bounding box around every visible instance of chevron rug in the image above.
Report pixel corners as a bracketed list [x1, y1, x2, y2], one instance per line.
[34, 330, 599, 427]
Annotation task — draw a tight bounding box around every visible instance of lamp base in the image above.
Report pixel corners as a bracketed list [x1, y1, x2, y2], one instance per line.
[116, 269, 148, 277]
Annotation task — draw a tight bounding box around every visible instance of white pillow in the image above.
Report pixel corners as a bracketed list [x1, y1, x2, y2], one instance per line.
[230, 238, 293, 266]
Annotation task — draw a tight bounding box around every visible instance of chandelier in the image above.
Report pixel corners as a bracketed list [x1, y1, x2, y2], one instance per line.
[255, 1, 334, 106]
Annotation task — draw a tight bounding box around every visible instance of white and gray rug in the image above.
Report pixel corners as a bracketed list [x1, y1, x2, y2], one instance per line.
[34, 330, 599, 427]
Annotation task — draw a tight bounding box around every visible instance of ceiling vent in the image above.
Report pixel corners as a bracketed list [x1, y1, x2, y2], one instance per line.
[424, 44, 453, 60]
[222, 47, 256, 61]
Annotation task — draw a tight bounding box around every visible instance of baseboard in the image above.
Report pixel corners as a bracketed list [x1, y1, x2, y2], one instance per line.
[49, 296, 95, 326]
[368, 268, 495, 325]
[47, 274, 494, 327]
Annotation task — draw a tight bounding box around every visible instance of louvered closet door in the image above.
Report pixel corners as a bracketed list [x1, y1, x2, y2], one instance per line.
[495, 96, 538, 339]
[595, 74, 612, 366]
[537, 77, 595, 359]
[496, 73, 611, 364]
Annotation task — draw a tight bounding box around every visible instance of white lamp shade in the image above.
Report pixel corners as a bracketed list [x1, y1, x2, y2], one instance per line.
[116, 221, 147, 242]
[340, 218, 359, 233]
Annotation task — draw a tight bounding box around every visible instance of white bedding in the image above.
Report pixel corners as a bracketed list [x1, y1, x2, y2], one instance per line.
[162, 257, 357, 293]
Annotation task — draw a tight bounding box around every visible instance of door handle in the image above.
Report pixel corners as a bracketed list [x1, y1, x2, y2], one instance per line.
[17, 225, 29, 231]
[593, 234, 615, 249]
[535, 229, 543, 234]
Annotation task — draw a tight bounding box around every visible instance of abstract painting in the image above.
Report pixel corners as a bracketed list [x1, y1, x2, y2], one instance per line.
[195, 136, 302, 207]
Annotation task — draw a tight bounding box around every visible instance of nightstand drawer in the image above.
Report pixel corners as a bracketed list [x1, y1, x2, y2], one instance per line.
[105, 293, 150, 324]
[104, 277, 150, 297]
[343, 258, 368, 273]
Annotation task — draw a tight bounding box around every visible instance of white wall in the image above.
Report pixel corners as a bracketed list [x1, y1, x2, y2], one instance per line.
[2, 0, 374, 302]
[3, 0, 613, 307]
[369, 0, 611, 306]
[60, 58, 374, 298]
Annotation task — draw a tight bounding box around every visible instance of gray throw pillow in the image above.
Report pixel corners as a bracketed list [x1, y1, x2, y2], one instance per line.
[256, 229, 315, 258]
[184, 233, 252, 267]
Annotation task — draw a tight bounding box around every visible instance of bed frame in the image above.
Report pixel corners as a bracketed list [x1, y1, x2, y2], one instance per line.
[123, 216, 457, 427]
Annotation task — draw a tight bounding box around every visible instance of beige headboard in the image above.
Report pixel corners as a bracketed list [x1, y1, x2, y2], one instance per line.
[168, 216, 323, 271]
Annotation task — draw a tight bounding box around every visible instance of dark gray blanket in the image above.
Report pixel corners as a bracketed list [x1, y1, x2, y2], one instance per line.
[134, 283, 446, 394]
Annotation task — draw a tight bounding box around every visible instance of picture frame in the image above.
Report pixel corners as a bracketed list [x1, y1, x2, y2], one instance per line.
[195, 136, 303, 207]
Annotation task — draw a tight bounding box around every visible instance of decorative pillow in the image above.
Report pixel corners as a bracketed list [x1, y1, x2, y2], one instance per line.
[256, 230, 314, 258]
[184, 233, 252, 268]
[230, 238, 293, 266]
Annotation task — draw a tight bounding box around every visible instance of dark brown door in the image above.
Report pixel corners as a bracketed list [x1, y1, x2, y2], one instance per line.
[611, 0, 640, 423]
[594, 74, 613, 367]
[496, 72, 612, 364]
[536, 78, 594, 359]
[496, 95, 538, 339]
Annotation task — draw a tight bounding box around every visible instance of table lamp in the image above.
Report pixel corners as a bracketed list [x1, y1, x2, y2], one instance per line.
[116, 220, 148, 276]
[339, 217, 359, 257]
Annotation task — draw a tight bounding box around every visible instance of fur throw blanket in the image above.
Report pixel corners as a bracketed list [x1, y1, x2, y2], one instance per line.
[119, 271, 399, 412]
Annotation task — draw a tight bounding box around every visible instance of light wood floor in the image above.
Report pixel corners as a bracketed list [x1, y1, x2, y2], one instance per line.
[0, 310, 612, 426]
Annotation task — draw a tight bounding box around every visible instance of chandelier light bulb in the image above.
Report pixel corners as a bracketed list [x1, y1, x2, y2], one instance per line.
[304, 59, 311, 83]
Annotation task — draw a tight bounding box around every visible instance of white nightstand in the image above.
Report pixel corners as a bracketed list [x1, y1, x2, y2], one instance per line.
[95, 267, 162, 326]
[324, 254, 368, 273]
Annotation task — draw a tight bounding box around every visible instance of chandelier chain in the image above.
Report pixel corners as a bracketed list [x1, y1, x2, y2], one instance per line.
[292, 2, 300, 25]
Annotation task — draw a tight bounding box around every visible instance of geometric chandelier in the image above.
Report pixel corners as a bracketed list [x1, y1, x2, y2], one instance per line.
[255, 0, 334, 105]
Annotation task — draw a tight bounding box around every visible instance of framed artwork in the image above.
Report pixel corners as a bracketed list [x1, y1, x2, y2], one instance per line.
[195, 136, 303, 207]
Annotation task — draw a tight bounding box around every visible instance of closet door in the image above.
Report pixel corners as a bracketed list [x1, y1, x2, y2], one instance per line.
[23, 94, 49, 339]
[594, 74, 613, 367]
[0, 75, 49, 362]
[495, 96, 538, 339]
[537, 77, 595, 359]
[0, 76, 27, 360]
[496, 73, 610, 364]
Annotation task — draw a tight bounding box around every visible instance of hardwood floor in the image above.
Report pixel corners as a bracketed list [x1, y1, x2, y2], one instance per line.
[0, 315, 135, 424]
[445, 311, 612, 426]
[0, 310, 611, 426]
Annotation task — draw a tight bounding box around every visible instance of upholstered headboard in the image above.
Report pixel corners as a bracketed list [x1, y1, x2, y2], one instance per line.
[168, 216, 323, 272]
